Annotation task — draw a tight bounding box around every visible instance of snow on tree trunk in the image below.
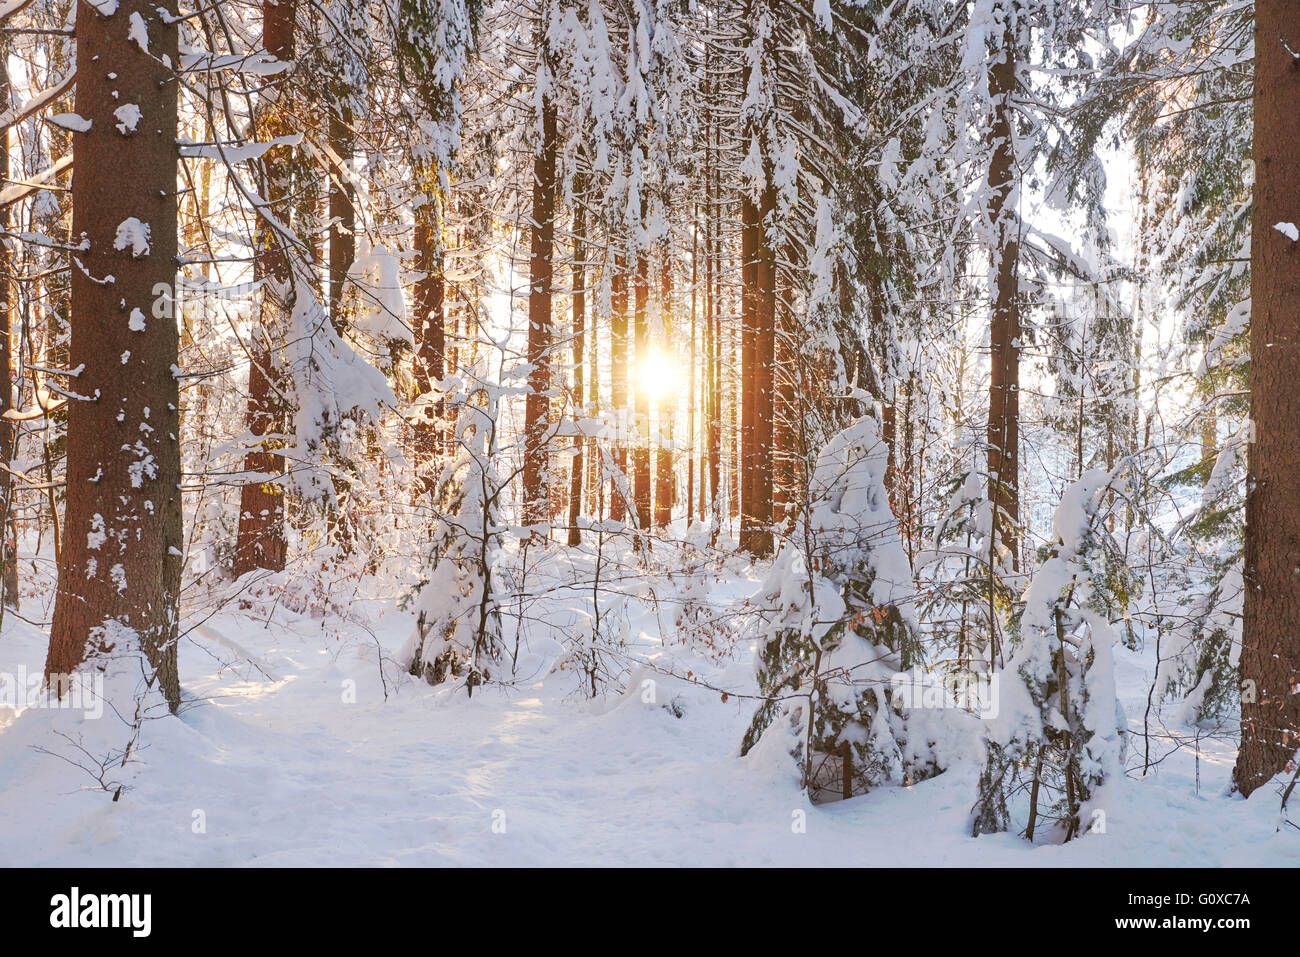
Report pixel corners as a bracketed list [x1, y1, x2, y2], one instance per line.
[1235, 0, 1300, 798]
[46, 0, 182, 712]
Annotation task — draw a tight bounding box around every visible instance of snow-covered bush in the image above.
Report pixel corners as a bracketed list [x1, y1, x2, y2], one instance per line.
[1154, 427, 1247, 727]
[917, 465, 1021, 675]
[972, 469, 1128, 841]
[1159, 563, 1242, 727]
[741, 413, 946, 801]
[400, 362, 505, 692]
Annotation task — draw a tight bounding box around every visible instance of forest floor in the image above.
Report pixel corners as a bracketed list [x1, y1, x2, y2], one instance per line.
[0, 543, 1294, 867]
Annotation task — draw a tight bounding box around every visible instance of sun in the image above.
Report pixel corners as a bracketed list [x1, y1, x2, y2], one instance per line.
[637, 351, 683, 403]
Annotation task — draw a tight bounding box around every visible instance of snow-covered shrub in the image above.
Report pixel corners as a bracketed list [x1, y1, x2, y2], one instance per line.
[741, 413, 945, 801]
[1153, 428, 1246, 726]
[972, 469, 1128, 841]
[551, 591, 632, 700]
[400, 362, 505, 692]
[1159, 563, 1242, 727]
[917, 465, 1021, 675]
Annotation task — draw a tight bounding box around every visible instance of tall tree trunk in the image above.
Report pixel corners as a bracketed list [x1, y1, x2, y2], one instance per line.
[986, 2, 1021, 571]
[865, 277, 899, 510]
[1235, 0, 1300, 797]
[413, 166, 445, 490]
[585, 259, 601, 518]
[772, 249, 796, 526]
[703, 27, 721, 527]
[327, 107, 355, 330]
[522, 85, 557, 530]
[567, 198, 586, 546]
[610, 252, 629, 523]
[740, 194, 757, 549]
[688, 207, 698, 522]
[46, 0, 181, 710]
[234, 0, 296, 577]
[654, 248, 674, 529]
[738, 5, 776, 557]
[750, 179, 776, 557]
[0, 44, 18, 609]
[708, 212, 721, 526]
[633, 248, 651, 530]
[728, 299, 739, 523]
[324, 108, 357, 556]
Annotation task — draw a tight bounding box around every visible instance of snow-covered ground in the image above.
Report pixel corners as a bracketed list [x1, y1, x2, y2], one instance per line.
[0, 548, 1294, 867]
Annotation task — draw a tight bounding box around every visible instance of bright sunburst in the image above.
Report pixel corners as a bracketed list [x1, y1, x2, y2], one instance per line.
[637, 351, 683, 403]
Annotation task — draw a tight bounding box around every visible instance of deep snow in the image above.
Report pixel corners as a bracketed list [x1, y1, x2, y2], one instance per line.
[0, 546, 1294, 867]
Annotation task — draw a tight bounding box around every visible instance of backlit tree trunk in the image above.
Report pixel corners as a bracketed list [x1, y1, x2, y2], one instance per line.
[633, 249, 651, 530]
[327, 107, 355, 330]
[233, 0, 296, 577]
[749, 180, 776, 557]
[739, 193, 757, 550]
[654, 249, 674, 529]
[610, 253, 629, 523]
[567, 198, 586, 546]
[412, 170, 445, 489]
[522, 79, 557, 530]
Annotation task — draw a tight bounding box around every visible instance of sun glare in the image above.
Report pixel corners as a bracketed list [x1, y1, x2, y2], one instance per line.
[638, 351, 684, 403]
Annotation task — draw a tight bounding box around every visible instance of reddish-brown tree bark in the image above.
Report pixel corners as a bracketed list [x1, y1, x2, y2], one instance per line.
[1235, 0, 1300, 797]
[610, 254, 629, 523]
[327, 107, 355, 331]
[567, 199, 586, 546]
[412, 180, 445, 489]
[46, 0, 182, 709]
[522, 91, 557, 530]
[234, 0, 296, 577]
[748, 181, 776, 557]
[986, 3, 1021, 571]
[772, 249, 796, 526]
[739, 194, 757, 550]
[654, 250, 674, 529]
[633, 249, 651, 530]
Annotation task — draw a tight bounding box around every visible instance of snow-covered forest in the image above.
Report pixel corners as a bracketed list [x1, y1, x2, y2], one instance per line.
[0, 0, 1296, 869]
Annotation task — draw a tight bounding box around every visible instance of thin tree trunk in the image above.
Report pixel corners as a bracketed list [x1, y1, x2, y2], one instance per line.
[522, 83, 557, 530]
[610, 252, 629, 524]
[0, 44, 18, 609]
[327, 107, 355, 331]
[586, 255, 601, 518]
[688, 207, 698, 523]
[986, 2, 1021, 571]
[413, 170, 446, 489]
[234, 0, 296, 577]
[740, 193, 757, 550]
[751, 179, 776, 557]
[772, 247, 796, 527]
[567, 197, 586, 546]
[633, 247, 651, 530]
[654, 247, 674, 529]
